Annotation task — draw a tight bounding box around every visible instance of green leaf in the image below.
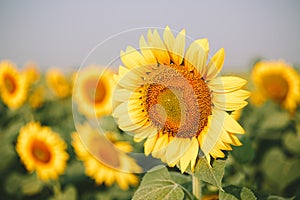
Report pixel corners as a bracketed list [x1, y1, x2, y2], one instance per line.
[194, 158, 226, 190]
[240, 187, 256, 200]
[261, 148, 300, 191]
[132, 166, 184, 200]
[231, 137, 255, 164]
[49, 185, 77, 200]
[21, 174, 44, 195]
[169, 171, 191, 185]
[219, 191, 239, 200]
[5, 173, 44, 196]
[282, 132, 300, 156]
[267, 195, 295, 200]
[220, 186, 257, 200]
[259, 109, 290, 131]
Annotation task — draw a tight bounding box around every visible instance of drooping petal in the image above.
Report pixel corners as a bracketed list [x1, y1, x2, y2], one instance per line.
[165, 137, 190, 167]
[200, 109, 225, 156]
[224, 112, 245, 134]
[179, 137, 199, 172]
[152, 133, 169, 159]
[144, 134, 158, 156]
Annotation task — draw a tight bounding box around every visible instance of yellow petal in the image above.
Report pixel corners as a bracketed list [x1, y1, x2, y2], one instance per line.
[149, 29, 170, 65]
[179, 137, 199, 173]
[171, 29, 185, 65]
[185, 39, 209, 74]
[152, 133, 169, 158]
[165, 137, 190, 167]
[208, 76, 247, 93]
[205, 48, 225, 80]
[120, 46, 148, 69]
[229, 134, 242, 146]
[163, 26, 175, 52]
[213, 90, 251, 103]
[224, 112, 245, 134]
[134, 125, 157, 142]
[139, 35, 157, 64]
[200, 109, 225, 156]
[144, 134, 158, 156]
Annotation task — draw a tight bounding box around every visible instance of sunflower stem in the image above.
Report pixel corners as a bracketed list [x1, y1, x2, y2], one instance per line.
[192, 174, 202, 200]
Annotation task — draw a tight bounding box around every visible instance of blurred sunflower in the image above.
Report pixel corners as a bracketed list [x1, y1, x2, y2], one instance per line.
[73, 66, 115, 118]
[22, 61, 40, 85]
[0, 60, 28, 109]
[16, 122, 69, 181]
[251, 60, 300, 114]
[72, 124, 141, 190]
[113, 26, 250, 172]
[46, 68, 71, 98]
[28, 86, 45, 109]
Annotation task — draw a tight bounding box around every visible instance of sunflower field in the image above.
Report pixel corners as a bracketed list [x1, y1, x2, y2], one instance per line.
[1, 27, 300, 200]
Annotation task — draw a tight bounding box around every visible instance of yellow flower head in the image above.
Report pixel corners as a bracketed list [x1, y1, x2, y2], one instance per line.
[0, 60, 28, 109]
[16, 122, 69, 181]
[251, 60, 300, 114]
[73, 66, 115, 118]
[28, 86, 45, 109]
[46, 68, 71, 98]
[22, 61, 40, 85]
[113, 27, 250, 173]
[72, 123, 141, 190]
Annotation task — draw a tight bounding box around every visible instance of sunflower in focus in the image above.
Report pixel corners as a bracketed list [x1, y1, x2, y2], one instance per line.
[72, 124, 141, 190]
[73, 66, 115, 118]
[46, 68, 71, 98]
[251, 60, 300, 114]
[113, 26, 250, 173]
[23, 61, 40, 85]
[16, 122, 69, 181]
[0, 60, 28, 109]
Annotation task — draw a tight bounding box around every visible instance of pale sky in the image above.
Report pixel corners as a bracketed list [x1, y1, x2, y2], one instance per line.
[1, 0, 299, 72]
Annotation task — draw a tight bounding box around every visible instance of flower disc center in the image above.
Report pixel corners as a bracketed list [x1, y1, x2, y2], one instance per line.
[145, 64, 212, 138]
[4, 74, 16, 93]
[263, 74, 289, 102]
[85, 79, 106, 104]
[31, 140, 51, 163]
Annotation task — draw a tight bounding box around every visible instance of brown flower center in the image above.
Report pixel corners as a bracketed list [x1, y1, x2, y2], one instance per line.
[262, 74, 289, 102]
[145, 64, 211, 138]
[31, 140, 51, 163]
[84, 79, 106, 104]
[4, 74, 17, 94]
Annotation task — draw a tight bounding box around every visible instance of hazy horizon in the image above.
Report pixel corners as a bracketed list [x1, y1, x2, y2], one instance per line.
[1, 0, 300, 73]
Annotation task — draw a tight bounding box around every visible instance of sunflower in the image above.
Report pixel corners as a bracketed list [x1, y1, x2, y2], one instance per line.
[46, 68, 71, 98]
[22, 61, 40, 85]
[113, 26, 250, 173]
[73, 66, 115, 118]
[28, 86, 45, 109]
[251, 60, 300, 114]
[0, 60, 28, 109]
[16, 122, 69, 181]
[72, 123, 141, 190]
